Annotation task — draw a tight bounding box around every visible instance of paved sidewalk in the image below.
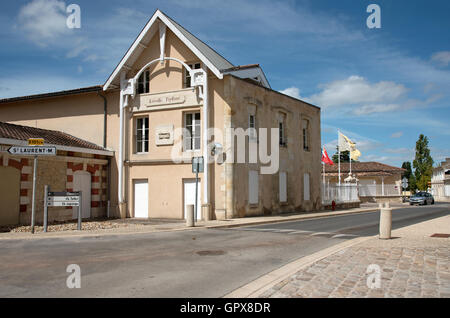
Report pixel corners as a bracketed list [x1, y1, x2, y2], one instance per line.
[258, 214, 450, 298]
[0, 204, 388, 240]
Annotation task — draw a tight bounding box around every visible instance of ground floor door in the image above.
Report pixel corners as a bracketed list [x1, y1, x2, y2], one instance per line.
[183, 179, 201, 221]
[73, 171, 91, 219]
[0, 166, 20, 225]
[134, 180, 148, 218]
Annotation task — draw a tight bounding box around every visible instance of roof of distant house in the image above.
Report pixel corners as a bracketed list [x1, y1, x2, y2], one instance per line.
[0, 121, 111, 155]
[0, 86, 102, 104]
[323, 162, 405, 177]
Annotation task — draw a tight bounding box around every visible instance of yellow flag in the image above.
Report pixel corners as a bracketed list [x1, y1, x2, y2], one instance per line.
[339, 132, 361, 160]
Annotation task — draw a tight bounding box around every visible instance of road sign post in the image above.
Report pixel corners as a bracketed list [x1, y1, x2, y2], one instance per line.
[78, 191, 82, 231]
[31, 155, 38, 234]
[9, 142, 56, 234]
[191, 157, 204, 226]
[46, 191, 82, 231]
[43, 185, 49, 232]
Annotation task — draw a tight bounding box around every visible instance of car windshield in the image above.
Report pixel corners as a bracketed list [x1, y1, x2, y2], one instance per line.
[413, 193, 426, 197]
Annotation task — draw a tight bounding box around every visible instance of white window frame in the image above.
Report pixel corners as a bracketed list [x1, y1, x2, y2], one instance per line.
[184, 62, 201, 88]
[183, 111, 201, 152]
[137, 70, 150, 94]
[135, 116, 149, 154]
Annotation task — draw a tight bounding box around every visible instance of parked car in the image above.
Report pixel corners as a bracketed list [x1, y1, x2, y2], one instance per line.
[409, 192, 434, 205]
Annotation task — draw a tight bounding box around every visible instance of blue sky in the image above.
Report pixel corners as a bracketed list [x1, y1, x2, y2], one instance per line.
[1, 0, 449, 167]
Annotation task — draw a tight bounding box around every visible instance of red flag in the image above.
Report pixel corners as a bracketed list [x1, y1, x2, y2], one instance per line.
[321, 147, 334, 165]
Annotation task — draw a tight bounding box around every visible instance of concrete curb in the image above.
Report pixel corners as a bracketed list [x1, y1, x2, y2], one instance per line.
[223, 235, 375, 298]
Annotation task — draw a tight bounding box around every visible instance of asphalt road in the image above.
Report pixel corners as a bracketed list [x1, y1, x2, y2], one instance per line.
[0, 203, 448, 298]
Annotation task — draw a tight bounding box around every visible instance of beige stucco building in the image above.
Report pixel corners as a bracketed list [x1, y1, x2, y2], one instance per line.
[0, 10, 321, 224]
[431, 158, 450, 202]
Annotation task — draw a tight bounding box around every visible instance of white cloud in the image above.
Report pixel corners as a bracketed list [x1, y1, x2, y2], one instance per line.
[279, 87, 301, 99]
[390, 131, 403, 138]
[431, 51, 450, 66]
[353, 104, 403, 116]
[385, 148, 413, 154]
[362, 154, 391, 163]
[17, 0, 69, 46]
[307, 75, 407, 108]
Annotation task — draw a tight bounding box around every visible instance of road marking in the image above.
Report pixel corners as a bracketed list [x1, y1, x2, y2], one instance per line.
[288, 230, 314, 235]
[230, 227, 361, 239]
[310, 232, 335, 237]
[331, 234, 358, 239]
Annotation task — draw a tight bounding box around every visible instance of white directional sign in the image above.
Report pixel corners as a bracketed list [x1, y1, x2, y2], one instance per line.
[8, 146, 56, 156]
[47, 192, 80, 207]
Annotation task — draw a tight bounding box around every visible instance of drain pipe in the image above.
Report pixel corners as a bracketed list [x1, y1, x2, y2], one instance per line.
[97, 91, 108, 148]
[202, 66, 210, 216]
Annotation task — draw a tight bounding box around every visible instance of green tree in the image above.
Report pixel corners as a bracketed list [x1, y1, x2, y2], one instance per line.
[412, 134, 433, 191]
[332, 150, 359, 164]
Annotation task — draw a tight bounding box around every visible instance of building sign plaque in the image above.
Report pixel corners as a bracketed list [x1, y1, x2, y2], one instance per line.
[155, 125, 174, 146]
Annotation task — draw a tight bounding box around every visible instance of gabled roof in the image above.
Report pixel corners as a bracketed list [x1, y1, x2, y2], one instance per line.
[103, 9, 235, 90]
[324, 162, 405, 176]
[0, 86, 102, 105]
[0, 122, 113, 156]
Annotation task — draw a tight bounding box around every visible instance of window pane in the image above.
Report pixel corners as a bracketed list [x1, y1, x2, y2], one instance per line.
[194, 137, 200, 150]
[186, 113, 192, 126]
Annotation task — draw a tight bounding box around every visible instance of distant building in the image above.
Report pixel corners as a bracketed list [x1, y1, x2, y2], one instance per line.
[323, 162, 405, 203]
[431, 158, 450, 202]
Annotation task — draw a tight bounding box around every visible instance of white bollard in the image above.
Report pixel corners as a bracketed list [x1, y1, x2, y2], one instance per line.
[379, 207, 392, 239]
[186, 204, 195, 227]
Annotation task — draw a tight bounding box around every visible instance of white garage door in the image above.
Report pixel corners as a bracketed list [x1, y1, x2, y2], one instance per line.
[134, 180, 148, 218]
[184, 180, 201, 220]
[73, 171, 91, 219]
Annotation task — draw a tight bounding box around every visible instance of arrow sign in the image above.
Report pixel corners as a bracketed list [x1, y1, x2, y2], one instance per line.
[8, 146, 56, 156]
[402, 177, 408, 189]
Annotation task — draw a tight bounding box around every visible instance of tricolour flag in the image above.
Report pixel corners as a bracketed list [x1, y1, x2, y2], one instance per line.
[321, 147, 334, 165]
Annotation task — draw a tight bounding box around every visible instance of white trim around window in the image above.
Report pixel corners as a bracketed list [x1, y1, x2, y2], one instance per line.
[135, 116, 149, 154]
[183, 111, 201, 152]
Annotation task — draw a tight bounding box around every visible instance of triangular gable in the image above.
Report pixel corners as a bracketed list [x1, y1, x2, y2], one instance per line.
[103, 9, 234, 91]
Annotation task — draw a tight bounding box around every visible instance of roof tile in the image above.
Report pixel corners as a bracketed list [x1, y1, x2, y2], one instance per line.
[0, 122, 106, 151]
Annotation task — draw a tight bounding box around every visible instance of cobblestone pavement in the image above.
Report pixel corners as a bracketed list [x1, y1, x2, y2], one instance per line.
[259, 215, 450, 298]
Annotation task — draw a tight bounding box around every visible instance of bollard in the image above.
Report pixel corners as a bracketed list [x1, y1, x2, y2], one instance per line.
[186, 204, 195, 227]
[379, 207, 392, 239]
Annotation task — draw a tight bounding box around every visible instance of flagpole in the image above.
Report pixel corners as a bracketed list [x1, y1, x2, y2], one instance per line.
[337, 130, 341, 186]
[350, 149, 352, 177]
